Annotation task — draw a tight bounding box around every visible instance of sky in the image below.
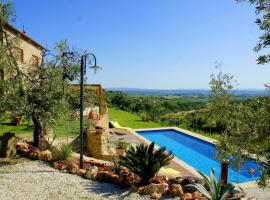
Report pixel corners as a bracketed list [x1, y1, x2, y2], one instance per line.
[11, 0, 270, 89]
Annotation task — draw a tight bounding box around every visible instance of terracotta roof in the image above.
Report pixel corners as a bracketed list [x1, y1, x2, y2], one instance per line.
[4, 23, 45, 50]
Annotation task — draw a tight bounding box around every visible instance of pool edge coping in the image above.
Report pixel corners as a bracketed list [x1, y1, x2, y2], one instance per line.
[132, 126, 261, 187]
[135, 127, 218, 145]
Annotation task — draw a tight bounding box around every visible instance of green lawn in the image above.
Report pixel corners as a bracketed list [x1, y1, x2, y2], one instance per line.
[0, 119, 34, 137]
[108, 107, 163, 129]
[0, 117, 83, 139]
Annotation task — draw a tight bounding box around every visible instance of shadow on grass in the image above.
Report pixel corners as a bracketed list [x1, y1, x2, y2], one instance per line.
[0, 122, 13, 126]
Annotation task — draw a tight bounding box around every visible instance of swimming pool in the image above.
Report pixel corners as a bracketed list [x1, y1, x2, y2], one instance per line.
[137, 129, 262, 183]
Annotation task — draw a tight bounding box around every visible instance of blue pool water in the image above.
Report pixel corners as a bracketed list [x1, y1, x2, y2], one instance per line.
[137, 129, 262, 183]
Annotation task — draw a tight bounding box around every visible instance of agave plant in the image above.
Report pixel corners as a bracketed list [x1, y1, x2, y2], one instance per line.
[187, 169, 235, 200]
[113, 159, 122, 175]
[120, 142, 174, 185]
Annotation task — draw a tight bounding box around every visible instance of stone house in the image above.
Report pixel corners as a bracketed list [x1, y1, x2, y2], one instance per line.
[0, 23, 45, 80]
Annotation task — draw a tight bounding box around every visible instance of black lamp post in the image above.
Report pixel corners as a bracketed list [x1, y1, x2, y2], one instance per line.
[79, 53, 101, 169]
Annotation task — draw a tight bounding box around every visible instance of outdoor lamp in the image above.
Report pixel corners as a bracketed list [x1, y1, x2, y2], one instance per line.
[79, 52, 102, 169]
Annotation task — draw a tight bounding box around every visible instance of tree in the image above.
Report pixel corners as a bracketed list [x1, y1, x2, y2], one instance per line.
[0, 1, 83, 147]
[209, 70, 270, 187]
[237, 0, 270, 65]
[110, 92, 131, 110]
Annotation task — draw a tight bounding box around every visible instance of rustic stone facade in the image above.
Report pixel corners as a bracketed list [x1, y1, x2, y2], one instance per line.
[86, 112, 116, 161]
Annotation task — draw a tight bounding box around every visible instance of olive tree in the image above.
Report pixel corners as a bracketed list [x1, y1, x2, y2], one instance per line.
[209, 70, 270, 187]
[0, 1, 83, 147]
[237, 0, 270, 66]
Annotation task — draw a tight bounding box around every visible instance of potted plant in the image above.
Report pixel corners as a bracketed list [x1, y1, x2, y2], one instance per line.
[114, 141, 129, 157]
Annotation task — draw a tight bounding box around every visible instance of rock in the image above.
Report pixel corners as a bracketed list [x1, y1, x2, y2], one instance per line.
[16, 142, 29, 150]
[69, 163, 79, 174]
[85, 166, 98, 180]
[169, 176, 182, 184]
[0, 132, 16, 158]
[179, 176, 204, 186]
[192, 191, 207, 199]
[97, 171, 119, 183]
[118, 168, 141, 187]
[181, 192, 193, 200]
[17, 148, 30, 156]
[28, 147, 41, 160]
[38, 150, 52, 161]
[97, 165, 113, 172]
[76, 169, 86, 177]
[181, 192, 208, 200]
[168, 183, 183, 197]
[139, 183, 169, 199]
[150, 175, 168, 184]
[83, 157, 110, 167]
[53, 161, 68, 171]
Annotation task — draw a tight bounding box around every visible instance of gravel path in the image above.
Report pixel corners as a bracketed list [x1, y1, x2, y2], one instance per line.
[0, 159, 151, 200]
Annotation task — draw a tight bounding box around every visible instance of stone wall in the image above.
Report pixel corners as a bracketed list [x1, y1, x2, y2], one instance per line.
[86, 112, 116, 161]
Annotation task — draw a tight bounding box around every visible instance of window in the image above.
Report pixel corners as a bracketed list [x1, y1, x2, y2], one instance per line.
[13, 47, 24, 63]
[31, 55, 39, 66]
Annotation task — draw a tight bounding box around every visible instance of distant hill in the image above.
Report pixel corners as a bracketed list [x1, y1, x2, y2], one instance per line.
[106, 88, 270, 97]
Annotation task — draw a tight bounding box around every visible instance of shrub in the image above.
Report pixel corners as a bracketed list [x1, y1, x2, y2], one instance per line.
[120, 142, 174, 185]
[186, 169, 235, 200]
[141, 113, 151, 122]
[113, 159, 122, 175]
[114, 141, 129, 149]
[58, 143, 72, 163]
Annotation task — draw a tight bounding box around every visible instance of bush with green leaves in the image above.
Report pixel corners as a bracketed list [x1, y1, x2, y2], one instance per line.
[58, 143, 73, 163]
[114, 141, 129, 149]
[120, 142, 174, 185]
[187, 169, 235, 200]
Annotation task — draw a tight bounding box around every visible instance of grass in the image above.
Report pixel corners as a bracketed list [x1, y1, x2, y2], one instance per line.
[0, 119, 34, 137]
[0, 117, 84, 139]
[108, 107, 163, 129]
[108, 107, 220, 140]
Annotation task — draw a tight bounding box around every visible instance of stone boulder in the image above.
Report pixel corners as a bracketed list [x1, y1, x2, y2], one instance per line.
[53, 161, 68, 171]
[181, 192, 193, 200]
[28, 147, 41, 160]
[178, 176, 204, 186]
[181, 191, 208, 200]
[168, 183, 183, 197]
[150, 175, 168, 184]
[118, 168, 141, 187]
[97, 171, 119, 183]
[17, 148, 30, 156]
[76, 169, 87, 177]
[84, 156, 110, 167]
[138, 183, 169, 199]
[85, 166, 98, 180]
[16, 142, 29, 150]
[38, 150, 52, 161]
[0, 132, 16, 158]
[69, 163, 79, 174]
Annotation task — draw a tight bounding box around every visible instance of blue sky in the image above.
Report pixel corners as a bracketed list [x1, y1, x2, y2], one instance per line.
[12, 0, 270, 89]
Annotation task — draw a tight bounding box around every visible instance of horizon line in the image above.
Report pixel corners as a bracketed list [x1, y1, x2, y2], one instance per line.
[105, 87, 268, 91]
